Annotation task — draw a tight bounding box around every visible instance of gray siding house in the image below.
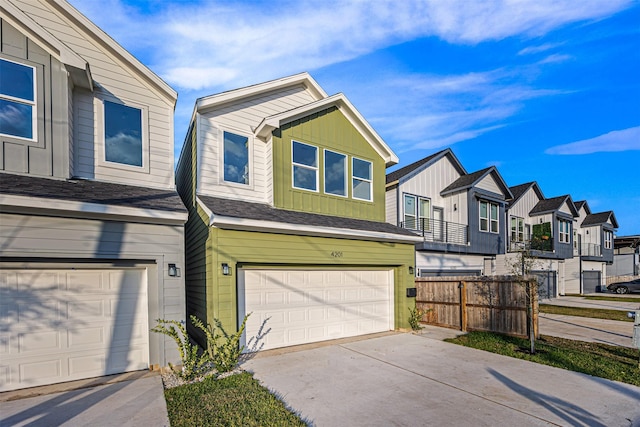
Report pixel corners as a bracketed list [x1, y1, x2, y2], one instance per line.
[0, 0, 186, 392]
[385, 149, 512, 276]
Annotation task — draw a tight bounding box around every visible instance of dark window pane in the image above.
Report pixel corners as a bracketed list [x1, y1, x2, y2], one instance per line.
[104, 101, 142, 167]
[353, 158, 371, 179]
[0, 99, 32, 139]
[293, 141, 317, 167]
[0, 59, 34, 101]
[324, 150, 346, 196]
[293, 165, 317, 190]
[223, 131, 249, 184]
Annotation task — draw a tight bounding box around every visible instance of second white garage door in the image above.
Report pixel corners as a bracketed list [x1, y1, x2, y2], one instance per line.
[238, 268, 394, 350]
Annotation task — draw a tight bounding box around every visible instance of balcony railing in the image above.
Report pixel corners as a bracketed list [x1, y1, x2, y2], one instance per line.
[579, 243, 602, 257]
[400, 218, 468, 245]
[508, 237, 554, 253]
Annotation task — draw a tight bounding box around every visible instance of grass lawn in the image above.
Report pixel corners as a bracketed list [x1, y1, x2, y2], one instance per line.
[582, 295, 640, 303]
[164, 372, 306, 427]
[539, 304, 635, 322]
[445, 332, 640, 387]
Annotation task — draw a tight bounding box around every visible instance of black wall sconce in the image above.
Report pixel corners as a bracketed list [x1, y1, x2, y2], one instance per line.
[453, 203, 457, 211]
[408, 266, 414, 275]
[221, 263, 231, 276]
[168, 263, 180, 277]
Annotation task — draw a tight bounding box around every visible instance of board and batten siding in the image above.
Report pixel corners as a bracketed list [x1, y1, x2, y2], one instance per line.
[204, 226, 416, 335]
[14, 0, 176, 190]
[582, 226, 601, 245]
[559, 201, 573, 215]
[196, 85, 317, 203]
[0, 19, 69, 178]
[476, 174, 501, 194]
[273, 107, 385, 221]
[0, 212, 186, 366]
[509, 187, 541, 221]
[399, 156, 466, 224]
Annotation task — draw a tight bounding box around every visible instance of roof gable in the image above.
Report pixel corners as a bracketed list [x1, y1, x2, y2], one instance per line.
[530, 194, 578, 217]
[440, 166, 513, 199]
[574, 200, 591, 215]
[385, 149, 465, 185]
[255, 93, 398, 166]
[582, 211, 619, 228]
[509, 182, 544, 206]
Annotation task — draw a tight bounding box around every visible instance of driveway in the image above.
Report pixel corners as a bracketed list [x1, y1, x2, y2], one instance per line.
[243, 333, 640, 427]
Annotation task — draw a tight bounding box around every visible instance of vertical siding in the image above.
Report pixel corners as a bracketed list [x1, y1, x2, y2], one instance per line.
[564, 256, 581, 294]
[196, 85, 316, 203]
[559, 200, 572, 215]
[14, 0, 176, 189]
[68, 80, 74, 176]
[273, 108, 385, 221]
[476, 174, 501, 194]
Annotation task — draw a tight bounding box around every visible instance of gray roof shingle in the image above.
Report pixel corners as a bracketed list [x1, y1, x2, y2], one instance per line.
[198, 195, 418, 237]
[530, 195, 576, 217]
[0, 173, 187, 213]
[582, 211, 617, 227]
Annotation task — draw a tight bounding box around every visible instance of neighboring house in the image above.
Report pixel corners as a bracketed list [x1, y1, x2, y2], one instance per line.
[0, 0, 186, 392]
[495, 182, 578, 297]
[385, 149, 513, 277]
[607, 235, 640, 278]
[175, 73, 420, 351]
[565, 201, 618, 293]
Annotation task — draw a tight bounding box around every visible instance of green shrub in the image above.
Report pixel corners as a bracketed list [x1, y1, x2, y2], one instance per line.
[151, 318, 209, 380]
[408, 306, 428, 331]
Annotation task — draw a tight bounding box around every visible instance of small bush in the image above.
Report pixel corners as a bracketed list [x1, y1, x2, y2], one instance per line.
[408, 306, 428, 331]
[151, 319, 209, 380]
[192, 314, 251, 373]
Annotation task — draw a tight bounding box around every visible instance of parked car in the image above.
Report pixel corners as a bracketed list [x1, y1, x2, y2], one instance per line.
[607, 279, 640, 294]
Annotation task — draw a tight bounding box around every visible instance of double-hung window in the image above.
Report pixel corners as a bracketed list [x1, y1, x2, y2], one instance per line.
[480, 201, 499, 233]
[404, 195, 430, 230]
[104, 100, 143, 167]
[604, 230, 613, 249]
[558, 219, 571, 243]
[324, 150, 347, 196]
[292, 141, 318, 191]
[352, 157, 372, 201]
[0, 58, 36, 140]
[223, 131, 249, 185]
[510, 216, 524, 242]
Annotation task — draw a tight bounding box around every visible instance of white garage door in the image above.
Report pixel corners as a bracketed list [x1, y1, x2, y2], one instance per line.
[0, 268, 149, 392]
[239, 268, 394, 350]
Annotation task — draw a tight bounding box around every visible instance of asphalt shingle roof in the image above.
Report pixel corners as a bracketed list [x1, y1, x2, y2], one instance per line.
[530, 195, 570, 215]
[198, 195, 417, 237]
[441, 167, 493, 194]
[0, 173, 186, 213]
[509, 182, 534, 203]
[582, 211, 615, 227]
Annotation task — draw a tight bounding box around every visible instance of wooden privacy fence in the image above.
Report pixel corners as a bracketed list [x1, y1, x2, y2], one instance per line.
[415, 276, 538, 338]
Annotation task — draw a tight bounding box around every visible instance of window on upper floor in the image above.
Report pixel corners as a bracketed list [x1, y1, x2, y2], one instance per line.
[352, 157, 372, 201]
[558, 219, 571, 243]
[604, 230, 613, 249]
[324, 149, 346, 197]
[480, 201, 499, 233]
[104, 100, 143, 167]
[292, 140, 318, 191]
[0, 58, 36, 141]
[404, 194, 430, 231]
[223, 131, 249, 185]
[510, 216, 524, 242]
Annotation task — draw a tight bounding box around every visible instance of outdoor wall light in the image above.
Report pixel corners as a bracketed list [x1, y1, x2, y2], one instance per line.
[221, 263, 231, 276]
[454, 203, 457, 211]
[409, 266, 414, 275]
[168, 263, 180, 277]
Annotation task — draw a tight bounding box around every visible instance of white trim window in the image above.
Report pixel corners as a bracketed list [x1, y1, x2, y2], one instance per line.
[604, 230, 613, 249]
[352, 157, 372, 201]
[292, 140, 318, 191]
[480, 201, 499, 233]
[324, 149, 347, 197]
[404, 194, 430, 230]
[510, 216, 524, 242]
[0, 58, 36, 141]
[104, 100, 144, 167]
[223, 131, 250, 185]
[558, 219, 571, 243]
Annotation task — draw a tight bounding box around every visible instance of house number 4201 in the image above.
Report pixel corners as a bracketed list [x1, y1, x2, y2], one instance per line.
[331, 251, 343, 258]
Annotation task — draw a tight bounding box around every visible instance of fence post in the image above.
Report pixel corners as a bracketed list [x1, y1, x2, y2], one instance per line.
[460, 281, 468, 332]
[532, 279, 539, 339]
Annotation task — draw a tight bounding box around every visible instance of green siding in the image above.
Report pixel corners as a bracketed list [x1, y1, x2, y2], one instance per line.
[273, 107, 386, 221]
[207, 227, 415, 333]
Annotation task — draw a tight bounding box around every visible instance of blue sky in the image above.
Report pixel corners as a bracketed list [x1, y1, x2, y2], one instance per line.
[70, 0, 640, 236]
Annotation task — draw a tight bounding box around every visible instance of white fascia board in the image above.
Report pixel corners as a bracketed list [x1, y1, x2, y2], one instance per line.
[1, 194, 187, 225]
[254, 93, 399, 166]
[2, 1, 91, 87]
[196, 72, 327, 113]
[47, 0, 177, 105]
[209, 214, 423, 244]
[196, 196, 214, 224]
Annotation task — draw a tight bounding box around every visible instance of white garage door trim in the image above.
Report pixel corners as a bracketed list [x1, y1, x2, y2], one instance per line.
[238, 268, 394, 351]
[0, 267, 149, 392]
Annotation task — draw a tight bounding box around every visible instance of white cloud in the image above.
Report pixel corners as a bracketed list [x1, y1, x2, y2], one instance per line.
[545, 126, 640, 155]
[518, 43, 563, 55]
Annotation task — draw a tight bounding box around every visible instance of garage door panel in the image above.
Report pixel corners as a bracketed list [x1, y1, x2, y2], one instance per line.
[0, 268, 148, 392]
[241, 268, 393, 350]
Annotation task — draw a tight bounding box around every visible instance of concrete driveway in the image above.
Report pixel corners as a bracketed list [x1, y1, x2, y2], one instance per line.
[243, 333, 640, 427]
